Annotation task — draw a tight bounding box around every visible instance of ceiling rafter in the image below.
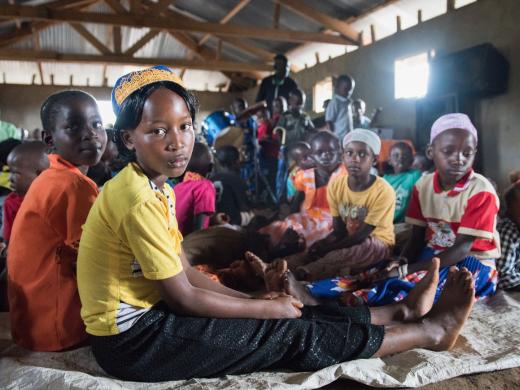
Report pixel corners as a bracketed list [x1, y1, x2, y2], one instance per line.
[0, 0, 102, 49]
[0, 49, 272, 72]
[0, 3, 351, 45]
[197, 0, 251, 47]
[69, 22, 112, 54]
[276, 0, 359, 44]
[124, 28, 160, 55]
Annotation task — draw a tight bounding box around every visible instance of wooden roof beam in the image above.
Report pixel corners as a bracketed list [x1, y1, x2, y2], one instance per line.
[0, 4, 351, 44]
[70, 22, 112, 54]
[276, 0, 359, 44]
[0, 49, 273, 72]
[124, 28, 160, 55]
[197, 0, 251, 47]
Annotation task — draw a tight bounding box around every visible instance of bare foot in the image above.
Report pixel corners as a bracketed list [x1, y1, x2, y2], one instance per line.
[398, 258, 440, 322]
[264, 259, 288, 292]
[245, 251, 268, 277]
[423, 267, 475, 351]
[283, 271, 319, 306]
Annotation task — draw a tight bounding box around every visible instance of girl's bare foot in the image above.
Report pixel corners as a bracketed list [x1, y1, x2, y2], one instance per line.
[283, 271, 320, 306]
[423, 267, 475, 351]
[264, 259, 288, 292]
[245, 251, 268, 277]
[398, 257, 440, 322]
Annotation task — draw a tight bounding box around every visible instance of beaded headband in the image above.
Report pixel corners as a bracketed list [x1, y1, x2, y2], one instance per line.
[111, 65, 185, 115]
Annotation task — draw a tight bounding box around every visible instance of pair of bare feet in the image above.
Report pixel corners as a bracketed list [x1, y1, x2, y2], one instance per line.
[245, 251, 475, 352]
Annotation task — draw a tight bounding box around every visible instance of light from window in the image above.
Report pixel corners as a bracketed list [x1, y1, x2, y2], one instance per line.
[97, 100, 117, 127]
[313, 77, 333, 113]
[394, 53, 429, 99]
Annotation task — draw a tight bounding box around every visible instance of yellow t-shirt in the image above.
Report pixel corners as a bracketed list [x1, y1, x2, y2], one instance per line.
[327, 175, 396, 246]
[77, 163, 183, 336]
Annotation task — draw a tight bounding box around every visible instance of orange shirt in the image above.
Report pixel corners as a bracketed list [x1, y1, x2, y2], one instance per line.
[7, 154, 98, 351]
[293, 164, 347, 211]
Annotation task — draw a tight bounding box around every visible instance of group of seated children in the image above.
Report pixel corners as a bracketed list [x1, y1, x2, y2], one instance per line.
[1, 65, 519, 384]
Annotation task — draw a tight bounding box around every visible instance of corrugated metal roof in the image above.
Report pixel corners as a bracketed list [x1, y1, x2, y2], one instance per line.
[0, 0, 478, 90]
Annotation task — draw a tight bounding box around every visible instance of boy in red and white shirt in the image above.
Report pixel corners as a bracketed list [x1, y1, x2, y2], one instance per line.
[397, 113, 500, 299]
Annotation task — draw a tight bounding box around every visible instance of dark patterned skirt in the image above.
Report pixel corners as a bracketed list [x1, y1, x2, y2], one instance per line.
[90, 301, 384, 382]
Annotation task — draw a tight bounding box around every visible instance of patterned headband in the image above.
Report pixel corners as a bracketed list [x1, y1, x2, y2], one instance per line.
[111, 65, 185, 116]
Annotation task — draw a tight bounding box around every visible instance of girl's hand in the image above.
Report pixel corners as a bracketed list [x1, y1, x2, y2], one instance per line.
[213, 213, 230, 225]
[268, 296, 303, 318]
[372, 260, 400, 282]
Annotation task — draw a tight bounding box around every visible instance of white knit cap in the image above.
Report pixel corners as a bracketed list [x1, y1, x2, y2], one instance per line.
[342, 128, 381, 155]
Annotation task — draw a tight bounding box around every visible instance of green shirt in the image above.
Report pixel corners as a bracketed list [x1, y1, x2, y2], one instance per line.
[0, 120, 20, 142]
[383, 169, 422, 223]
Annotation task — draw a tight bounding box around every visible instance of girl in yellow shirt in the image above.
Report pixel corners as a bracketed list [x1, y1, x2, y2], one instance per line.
[77, 66, 476, 382]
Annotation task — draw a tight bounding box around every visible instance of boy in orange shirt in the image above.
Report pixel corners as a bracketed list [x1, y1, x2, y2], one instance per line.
[7, 90, 107, 351]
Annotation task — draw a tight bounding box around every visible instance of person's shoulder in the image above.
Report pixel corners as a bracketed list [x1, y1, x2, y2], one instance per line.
[103, 163, 155, 206]
[374, 175, 396, 194]
[414, 171, 434, 190]
[468, 172, 498, 196]
[329, 172, 347, 189]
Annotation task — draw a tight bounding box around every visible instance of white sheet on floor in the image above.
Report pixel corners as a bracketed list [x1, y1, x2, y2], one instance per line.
[2, 291, 520, 389]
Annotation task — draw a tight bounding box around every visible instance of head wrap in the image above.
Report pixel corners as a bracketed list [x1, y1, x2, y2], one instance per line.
[111, 65, 184, 116]
[342, 128, 381, 155]
[430, 113, 478, 144]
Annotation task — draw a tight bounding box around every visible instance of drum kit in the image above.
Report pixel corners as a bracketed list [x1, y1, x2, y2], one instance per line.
[201, 104, 287, 205]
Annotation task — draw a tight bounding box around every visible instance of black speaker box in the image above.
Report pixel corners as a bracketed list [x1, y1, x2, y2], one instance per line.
[428, 43, 509, 97]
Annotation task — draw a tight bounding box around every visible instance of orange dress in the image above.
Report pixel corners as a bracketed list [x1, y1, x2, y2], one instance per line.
[7, 154, 98, 351]
[260, 164, 347, 248]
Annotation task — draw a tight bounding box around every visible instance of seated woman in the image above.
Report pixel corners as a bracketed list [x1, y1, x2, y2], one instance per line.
[259, 131, 346, 254]
[78, 66, 476, 382]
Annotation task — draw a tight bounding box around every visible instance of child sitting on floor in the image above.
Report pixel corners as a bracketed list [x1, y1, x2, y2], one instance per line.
[260, 131, 346, 253]
[383, 142, 422, 223]
[295, 129, 395, 281]
[4, 141, 49, 242]
[7, 90, 107, 351]
[211, 145, 254, 226]
[174, 142, 216, 236]
[496, 182, 520, 289]
[76, 66, 478, 382]
[309, 113, 500, 306]
[286, 141, 314, 201]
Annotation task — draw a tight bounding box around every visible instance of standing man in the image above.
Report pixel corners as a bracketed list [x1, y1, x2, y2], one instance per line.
[256, 54, 298, 113]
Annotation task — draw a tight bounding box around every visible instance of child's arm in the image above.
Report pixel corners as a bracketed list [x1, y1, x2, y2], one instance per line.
[289, 191, 305, 213]
[400, 225, 427, 263]
[192, 213, 210, 232]
[407, 234, 474, 274]
[308, 217, 374, 257]
[156, 269, 303, 320]
[180, 249, 251, 299]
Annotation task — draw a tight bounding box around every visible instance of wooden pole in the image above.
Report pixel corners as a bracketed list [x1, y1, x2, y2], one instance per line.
[50, 73, 54, 85]
[315, 51, 320, 64]
[370, 24, 376, 42]
[396, 15, 402, 32]
[69, 74, 73, 86]
[447, 0, 456, 12]
[417, 9, 422, 23]
[273, 2, 281, 29]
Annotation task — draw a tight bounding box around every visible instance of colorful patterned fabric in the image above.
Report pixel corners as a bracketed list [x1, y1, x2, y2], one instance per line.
[307, 247, 498, 306]
[260, 165, 346, 247]
[496, 217, 520, 289]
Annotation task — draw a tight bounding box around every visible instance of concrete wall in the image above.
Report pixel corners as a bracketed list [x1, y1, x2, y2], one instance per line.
[0, 84, 237, 131]
[288, 0, 520, 189]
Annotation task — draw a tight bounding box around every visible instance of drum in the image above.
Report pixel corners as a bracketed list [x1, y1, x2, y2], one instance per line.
[201, 111, 236, 146]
